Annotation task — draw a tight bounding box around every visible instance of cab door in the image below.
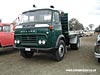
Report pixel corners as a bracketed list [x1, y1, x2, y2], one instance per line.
[52, 11, 62, 45]
[3, 25, 14, 46]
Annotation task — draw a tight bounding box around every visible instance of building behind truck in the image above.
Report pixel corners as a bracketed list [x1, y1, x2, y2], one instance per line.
[14, 6, 81, 61]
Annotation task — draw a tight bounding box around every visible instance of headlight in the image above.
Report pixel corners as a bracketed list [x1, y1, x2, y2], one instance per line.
[15, 40, 17, 44]
[38, 40, 46, 45]
[17, 40, 20, 44]
[42, 40, 46, 44]
[15, 40, 20, 44]
[38, 40, 42, 44]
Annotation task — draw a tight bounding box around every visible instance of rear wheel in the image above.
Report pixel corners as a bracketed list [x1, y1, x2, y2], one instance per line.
[20, 50, 34, 58]
[70, 38, 80, 50]
[53, 40, 66, 61]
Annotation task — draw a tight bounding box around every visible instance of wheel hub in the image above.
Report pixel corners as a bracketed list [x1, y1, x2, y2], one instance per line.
[58, 44, 64, 57]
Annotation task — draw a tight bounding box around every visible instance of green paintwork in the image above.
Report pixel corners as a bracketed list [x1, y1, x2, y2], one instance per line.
[14, 9, 68, 49]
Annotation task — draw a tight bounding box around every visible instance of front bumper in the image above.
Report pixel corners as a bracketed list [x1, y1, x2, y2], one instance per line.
[14, 47, 57, 53]
[94, 52, 100, 58]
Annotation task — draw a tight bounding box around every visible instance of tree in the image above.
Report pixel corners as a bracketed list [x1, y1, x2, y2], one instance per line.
[95, 25, 100, 32]
[88, 24, 94, 30]
[85, 27, 89, 31]
[69, 18, 84, 30]
[69, 18, 79, 30]
[79, 23, 84, 30]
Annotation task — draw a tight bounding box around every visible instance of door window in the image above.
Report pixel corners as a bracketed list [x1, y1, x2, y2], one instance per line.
[3, 26, 10, 32]
[53, 12, 60, 23]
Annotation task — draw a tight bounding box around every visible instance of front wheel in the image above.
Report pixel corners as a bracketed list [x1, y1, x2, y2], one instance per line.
[53, 40, 66, 61]
[20, 50, 34, 58]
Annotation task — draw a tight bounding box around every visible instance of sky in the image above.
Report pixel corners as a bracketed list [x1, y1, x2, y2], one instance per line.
[0, 0, 100, 29]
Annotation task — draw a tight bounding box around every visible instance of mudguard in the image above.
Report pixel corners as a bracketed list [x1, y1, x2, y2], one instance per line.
[56, 35, 66, 47]
[70, 36, 78, 44]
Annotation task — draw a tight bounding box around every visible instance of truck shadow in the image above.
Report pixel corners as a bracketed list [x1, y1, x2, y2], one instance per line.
[32, 53, 56, 61]
[30, 47, 73, 62]
[0, 48, 18, 55]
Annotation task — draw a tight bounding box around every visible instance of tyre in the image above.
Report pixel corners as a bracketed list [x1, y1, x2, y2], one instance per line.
[98, 58, 100, 63]
[53, 40, 66, 61]
[70, 38, 80, 50]
[20, 50, 34, 58]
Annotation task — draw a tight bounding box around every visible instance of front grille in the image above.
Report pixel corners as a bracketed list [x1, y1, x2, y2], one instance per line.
[21, 35, 37, 43]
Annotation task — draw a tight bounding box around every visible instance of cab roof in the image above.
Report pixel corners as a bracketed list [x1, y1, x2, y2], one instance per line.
[0, 23, 11, 26]
[22, 8, 59, 14]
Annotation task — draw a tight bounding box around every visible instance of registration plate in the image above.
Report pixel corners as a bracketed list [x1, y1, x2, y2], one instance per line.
[25, 48, 31, 51]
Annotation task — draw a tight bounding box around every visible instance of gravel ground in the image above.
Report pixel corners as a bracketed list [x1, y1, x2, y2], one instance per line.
[0, 35, 100, 75]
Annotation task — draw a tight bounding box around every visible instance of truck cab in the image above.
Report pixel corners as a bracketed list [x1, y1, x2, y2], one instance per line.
[14, 8, 80, 61]
[0, 23, 14, 47]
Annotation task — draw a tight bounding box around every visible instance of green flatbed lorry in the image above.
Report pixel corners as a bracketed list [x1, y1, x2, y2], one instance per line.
[14, 7, 80, 61]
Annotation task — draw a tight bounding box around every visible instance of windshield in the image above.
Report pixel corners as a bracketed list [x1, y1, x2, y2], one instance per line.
[20, 10, 52, 23]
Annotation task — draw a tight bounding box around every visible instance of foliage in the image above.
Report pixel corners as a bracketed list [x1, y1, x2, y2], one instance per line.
[88, 24, 94, 30]
[69, 18, 84, 30]
[95, 25, 100, 32]
[85, 27, 89, 31]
